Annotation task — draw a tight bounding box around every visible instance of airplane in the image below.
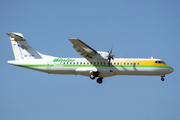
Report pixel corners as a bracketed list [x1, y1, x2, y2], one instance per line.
[6, 32, 174, 84]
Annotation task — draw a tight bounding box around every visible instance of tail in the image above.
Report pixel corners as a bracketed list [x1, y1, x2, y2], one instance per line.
[6, 32, 54, 60]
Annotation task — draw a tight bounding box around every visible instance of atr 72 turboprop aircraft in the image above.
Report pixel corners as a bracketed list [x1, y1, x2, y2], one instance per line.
[6, 32, 174, 84]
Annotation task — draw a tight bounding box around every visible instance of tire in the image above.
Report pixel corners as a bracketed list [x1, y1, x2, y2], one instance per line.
[97, 78, 103, 84]
[89, 73, 96, 80]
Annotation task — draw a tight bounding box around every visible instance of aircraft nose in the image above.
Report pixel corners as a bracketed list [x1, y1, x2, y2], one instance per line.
[169, 67, 174, 73]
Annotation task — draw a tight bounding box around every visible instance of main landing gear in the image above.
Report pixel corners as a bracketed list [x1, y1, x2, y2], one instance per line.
[97, 77, 103, 84]
[161, 75, 165, 81]
[89, 72, 103, 84]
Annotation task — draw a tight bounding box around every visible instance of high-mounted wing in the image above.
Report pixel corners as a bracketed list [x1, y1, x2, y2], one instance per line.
[69, 38, 97, 58]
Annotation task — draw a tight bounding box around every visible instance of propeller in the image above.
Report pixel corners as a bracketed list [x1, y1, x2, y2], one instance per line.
[108, 47, 114, 67]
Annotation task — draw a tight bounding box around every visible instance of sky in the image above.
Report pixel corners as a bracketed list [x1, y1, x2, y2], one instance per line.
[0, 0, 180, 120]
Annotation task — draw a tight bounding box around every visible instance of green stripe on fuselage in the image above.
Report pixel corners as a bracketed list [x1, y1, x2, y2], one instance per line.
[16, 64, 172, 69]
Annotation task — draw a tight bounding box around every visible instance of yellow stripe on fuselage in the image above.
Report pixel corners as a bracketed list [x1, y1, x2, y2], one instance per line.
[111, 59, 169, 67]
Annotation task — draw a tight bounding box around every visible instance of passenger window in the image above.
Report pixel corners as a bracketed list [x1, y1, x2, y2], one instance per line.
[155, 61, 158, 63]
[134, 63, 136, 65]
[158, 61, 162, 63]
[127, 63, 129, 65]
[117, 62, 119, 65]
[73, 62, 75, 64]
[70, 62, 72, 64]
[77, 62, 78, 64]
[114, 62, 116, 65]
[130, 63, 133, 65]
[124, 63, 126, 65]
[137, 63, 139, 65]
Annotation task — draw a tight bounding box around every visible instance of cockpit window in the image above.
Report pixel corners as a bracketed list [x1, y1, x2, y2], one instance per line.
[155, 61, 166, 64]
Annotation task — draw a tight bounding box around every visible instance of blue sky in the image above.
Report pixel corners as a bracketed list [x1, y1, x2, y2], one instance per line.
[1, 0, 180, 120]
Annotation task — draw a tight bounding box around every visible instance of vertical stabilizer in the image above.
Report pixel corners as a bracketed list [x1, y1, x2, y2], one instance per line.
[6, 33, 42, 60]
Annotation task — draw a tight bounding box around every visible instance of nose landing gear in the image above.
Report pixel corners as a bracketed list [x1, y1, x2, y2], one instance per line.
[161, 75, 165, 81]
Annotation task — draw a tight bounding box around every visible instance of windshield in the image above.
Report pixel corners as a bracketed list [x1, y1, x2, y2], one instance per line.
[155, 61, 166, 64]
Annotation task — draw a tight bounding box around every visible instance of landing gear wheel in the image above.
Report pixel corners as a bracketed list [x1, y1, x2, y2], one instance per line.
[97, 78, 103, 84]
[89, 73, 96, 80]
[161, 75, 165, 81]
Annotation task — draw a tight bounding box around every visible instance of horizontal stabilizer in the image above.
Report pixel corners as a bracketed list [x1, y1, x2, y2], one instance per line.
[6, 33, 25, 39]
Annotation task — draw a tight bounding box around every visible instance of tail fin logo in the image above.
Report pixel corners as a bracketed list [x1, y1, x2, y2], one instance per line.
[18, 44, 28, 50]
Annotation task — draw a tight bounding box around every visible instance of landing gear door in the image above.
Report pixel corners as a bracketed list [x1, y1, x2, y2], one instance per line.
[75, 67, 97, 76]
[98, 68, 115, 77]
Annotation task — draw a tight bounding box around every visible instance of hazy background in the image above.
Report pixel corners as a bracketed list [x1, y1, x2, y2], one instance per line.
[1, 0, 180, 120]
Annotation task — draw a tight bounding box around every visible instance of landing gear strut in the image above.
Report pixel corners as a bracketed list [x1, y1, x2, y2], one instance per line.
[161, 75, 165, 81]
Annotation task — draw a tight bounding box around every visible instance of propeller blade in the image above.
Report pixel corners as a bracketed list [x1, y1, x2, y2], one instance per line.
[110, 48, 112, 54]
[108, 46, 114, 67]
[110, 45, 113, 53]
[108, 58, 111, 67]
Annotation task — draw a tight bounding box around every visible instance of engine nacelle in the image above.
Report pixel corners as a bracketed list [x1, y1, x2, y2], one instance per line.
[90, 51, 111, 60]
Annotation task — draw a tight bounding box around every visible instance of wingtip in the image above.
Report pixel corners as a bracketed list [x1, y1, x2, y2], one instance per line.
[68, 38, 79, 40]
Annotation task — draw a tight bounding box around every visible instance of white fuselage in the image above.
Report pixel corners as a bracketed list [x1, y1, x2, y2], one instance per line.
[8, 58, 174, 78]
